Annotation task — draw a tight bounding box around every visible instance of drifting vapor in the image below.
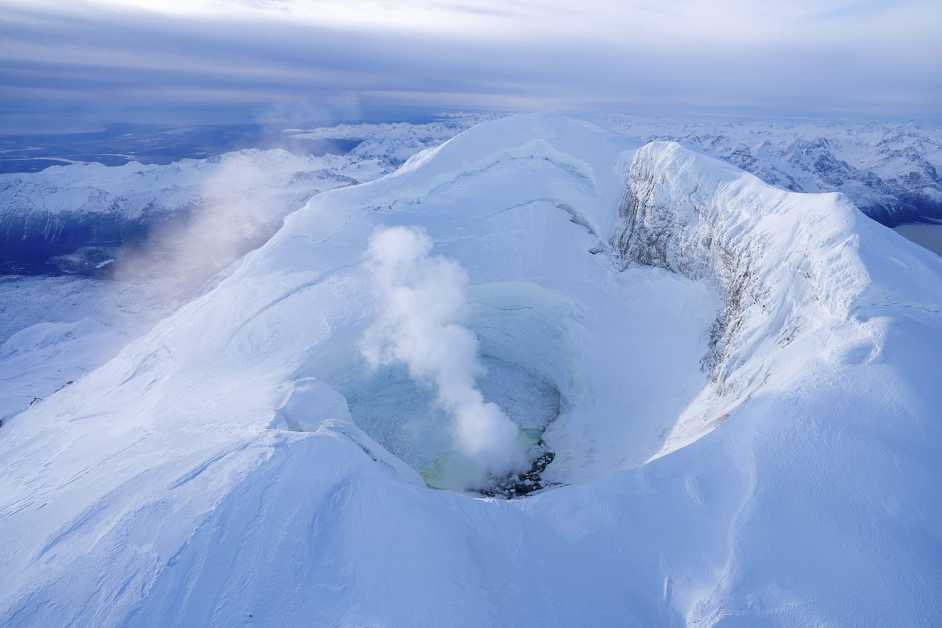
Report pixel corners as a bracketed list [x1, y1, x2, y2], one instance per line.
[111, 151, 325, 302]
[360, 226, 526, 480]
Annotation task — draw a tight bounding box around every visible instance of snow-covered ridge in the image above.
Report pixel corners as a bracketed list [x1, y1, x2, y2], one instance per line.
[284, 114, 502, 168]
[614, 139, 942, 454]
[601, 115, 942, 225]
[0, 117, 493, 275]
[0, 148, 367, 274]
[1, 114, 941, 626]
[2, 113, 939, 275]
[618, 141, 872, 382]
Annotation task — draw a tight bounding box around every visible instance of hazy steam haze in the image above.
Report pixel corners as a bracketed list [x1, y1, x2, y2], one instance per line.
[360, 226, 527, 480]
[111, 151, 320, 302]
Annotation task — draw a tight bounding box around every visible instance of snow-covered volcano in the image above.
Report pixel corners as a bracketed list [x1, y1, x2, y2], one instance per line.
[1, 114, 941, 626]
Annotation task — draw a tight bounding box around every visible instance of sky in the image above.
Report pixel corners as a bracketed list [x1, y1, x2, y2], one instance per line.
[1, 0, 940, 131]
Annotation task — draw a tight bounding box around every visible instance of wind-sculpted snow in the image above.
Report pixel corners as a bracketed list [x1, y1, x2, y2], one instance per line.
[1, 115, 941, 627]
[0, 276, 173, 425]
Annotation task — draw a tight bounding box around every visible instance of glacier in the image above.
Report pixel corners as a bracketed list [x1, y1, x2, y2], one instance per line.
[1, 114, 941, 626]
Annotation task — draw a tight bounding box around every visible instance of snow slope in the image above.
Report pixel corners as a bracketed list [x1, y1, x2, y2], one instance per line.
[0, 116, 490, 276]
[283, 113, 502, 172]
[0, 119, 491, 426]
[1, 114, 941, 626]
[0, 276, 172, 425]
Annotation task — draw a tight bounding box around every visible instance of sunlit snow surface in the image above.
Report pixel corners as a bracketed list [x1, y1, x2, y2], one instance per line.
[1, 115, 941, 626]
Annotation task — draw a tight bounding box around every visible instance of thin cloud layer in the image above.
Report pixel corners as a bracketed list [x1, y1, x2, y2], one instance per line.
[1, 0, 939, 130]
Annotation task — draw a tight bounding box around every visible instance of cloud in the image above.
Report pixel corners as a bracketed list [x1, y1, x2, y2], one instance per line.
[360, 226, 527, 483]
[0, 0, 940, 129]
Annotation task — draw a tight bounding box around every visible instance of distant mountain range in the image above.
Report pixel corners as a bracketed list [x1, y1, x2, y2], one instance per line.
[600, 115, 942, 226]
[0, 114, 939, 277]
[0, 116, 489, 275]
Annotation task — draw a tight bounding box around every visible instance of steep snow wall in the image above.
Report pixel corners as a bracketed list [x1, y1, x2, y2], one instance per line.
[618, 141, 864, 376]
[614, 140, 942, 456]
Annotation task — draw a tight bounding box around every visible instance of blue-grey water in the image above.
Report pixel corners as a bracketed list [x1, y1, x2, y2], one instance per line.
[895, 223, 942, 256]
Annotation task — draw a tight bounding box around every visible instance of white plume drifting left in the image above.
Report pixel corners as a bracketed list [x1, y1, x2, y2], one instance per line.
[360, 226, 527, 484]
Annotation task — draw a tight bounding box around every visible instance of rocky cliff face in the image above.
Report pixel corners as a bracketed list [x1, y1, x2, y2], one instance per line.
[612, 141, 885, 443]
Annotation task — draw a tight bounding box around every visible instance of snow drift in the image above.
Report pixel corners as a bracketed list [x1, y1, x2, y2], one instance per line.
[1, 114, 941, 626]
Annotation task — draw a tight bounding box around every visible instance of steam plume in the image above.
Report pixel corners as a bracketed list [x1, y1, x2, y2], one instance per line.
[360, 226, 526, 479]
